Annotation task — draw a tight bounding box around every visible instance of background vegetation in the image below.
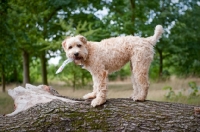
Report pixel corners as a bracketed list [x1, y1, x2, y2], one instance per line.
[0, 0, 200, 113]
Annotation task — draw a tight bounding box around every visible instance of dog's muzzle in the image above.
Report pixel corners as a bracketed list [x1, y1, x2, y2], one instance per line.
[74, 52, 79, 57]
[74, 53, 83, 60]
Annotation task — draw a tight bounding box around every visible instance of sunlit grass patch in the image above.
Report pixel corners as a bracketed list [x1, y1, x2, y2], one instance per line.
[162, 81, 200, 105]
[0, 92, 14, 115]
[162, 95, 200, 105]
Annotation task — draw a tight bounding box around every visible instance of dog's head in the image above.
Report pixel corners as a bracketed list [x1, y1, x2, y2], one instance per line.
[62, 35, 88, 65]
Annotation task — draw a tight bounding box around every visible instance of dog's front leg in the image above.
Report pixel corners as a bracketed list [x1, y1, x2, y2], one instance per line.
[83, 76, 98, 99]
[90, 70, 108, 107]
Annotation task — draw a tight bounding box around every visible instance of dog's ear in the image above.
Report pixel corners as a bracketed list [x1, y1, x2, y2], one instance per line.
[62, 36, 71, 51]
[77, 35, 87, 44]
[62, 40, 67, 51]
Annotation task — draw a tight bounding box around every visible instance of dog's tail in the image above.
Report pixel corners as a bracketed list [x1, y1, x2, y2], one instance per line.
[148, 25, 164, 46]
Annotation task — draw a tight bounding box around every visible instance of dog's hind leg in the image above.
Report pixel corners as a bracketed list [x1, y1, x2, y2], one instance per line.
[130, 61, 139, 98]
[132, 71, 149, 101]
[130, 52, 151, 101]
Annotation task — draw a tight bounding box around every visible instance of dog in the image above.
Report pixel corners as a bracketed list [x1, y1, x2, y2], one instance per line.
[62, 25, 164, 107]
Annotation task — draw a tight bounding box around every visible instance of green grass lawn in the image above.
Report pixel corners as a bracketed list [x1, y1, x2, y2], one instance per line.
[162, 94, 200, 105]
[0, 92, 14, 115]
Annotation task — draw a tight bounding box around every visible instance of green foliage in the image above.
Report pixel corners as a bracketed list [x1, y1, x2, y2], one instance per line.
[108, 63, 131, 81]
[1, 0, 200, 89]
[163, 81, 200, 105]
[167, 1, 200, 77]
[57, 63, 91, 89]
[163, 86, 176, 99]
[29, 58, 42, 83]
[0, 0, 21, 84]
[188, 81, 199, 97]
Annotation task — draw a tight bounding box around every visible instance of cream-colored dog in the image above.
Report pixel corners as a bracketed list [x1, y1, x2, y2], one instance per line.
[62, 25, 164, 107]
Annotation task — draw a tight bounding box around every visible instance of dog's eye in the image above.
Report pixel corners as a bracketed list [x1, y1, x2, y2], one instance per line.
[77, 44, 82, 48]
[68, 46, 72, 49]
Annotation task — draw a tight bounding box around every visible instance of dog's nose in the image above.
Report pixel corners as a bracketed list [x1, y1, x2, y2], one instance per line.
[74, 53, 79, 56]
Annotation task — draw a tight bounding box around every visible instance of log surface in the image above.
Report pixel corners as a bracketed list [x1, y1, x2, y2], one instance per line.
[0, 97, 200, 132]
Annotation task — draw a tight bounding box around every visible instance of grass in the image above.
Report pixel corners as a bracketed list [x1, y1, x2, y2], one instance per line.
[163, 95, 200, 105]
[0, 92, 14, 115]
[0, 77, 200, 115]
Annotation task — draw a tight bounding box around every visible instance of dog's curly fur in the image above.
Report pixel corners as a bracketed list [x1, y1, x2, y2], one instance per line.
[62, 25, 164, 107]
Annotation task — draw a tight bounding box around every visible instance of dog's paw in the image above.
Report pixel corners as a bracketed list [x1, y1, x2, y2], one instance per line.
[83, 92, 96, 99]
[131, 95, 145, 102]
[91, 97, 106, 107]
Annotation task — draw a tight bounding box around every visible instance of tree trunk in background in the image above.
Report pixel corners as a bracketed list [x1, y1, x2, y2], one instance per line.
[40, 50, 48, 85]
[157, 48, 163, 80]
[13, 67, 19, 85]
[0, 98, 199, 131]
[22, 50, 30, 86]
[1, 65, 6, 92]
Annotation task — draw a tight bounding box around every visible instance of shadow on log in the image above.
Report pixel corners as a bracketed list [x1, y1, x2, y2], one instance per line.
[0, 84, 200, 131]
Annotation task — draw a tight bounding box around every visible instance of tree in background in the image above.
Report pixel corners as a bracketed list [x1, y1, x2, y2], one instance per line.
[1, 0, 200, 90]
[169, 1, 200, 76]
[149, 0, 200, 80]
[0, 0, 20, 92]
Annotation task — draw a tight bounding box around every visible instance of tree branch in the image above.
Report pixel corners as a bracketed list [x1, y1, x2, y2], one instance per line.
[0, 84, 199, 131]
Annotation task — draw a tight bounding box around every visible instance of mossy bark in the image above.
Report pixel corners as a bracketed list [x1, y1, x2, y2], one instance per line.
[0, 98, 199, 131]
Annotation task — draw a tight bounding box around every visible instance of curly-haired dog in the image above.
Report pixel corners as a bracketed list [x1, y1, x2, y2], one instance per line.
[62, 25, 164, 107]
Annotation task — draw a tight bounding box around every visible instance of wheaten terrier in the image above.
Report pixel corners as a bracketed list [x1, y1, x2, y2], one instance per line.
[62, 25, 164, 107]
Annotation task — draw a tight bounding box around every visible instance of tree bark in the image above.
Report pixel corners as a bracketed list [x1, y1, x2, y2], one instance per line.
[0, 98, 199, 131]
[13, 67, 19, 85]
[22, 50, 30, 86]
[157, 48, 163, 80]
[40, 50, 48, 85]
[1, 64, 6, 92]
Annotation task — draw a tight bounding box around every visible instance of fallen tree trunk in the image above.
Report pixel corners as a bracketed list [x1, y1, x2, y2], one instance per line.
[0, 85, 200, 131]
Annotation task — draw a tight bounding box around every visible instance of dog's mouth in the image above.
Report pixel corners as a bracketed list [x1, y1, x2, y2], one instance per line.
[74, 56, 83, 60]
